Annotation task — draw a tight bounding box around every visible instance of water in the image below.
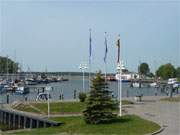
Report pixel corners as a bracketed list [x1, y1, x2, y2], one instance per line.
[0, 77, 166, 103]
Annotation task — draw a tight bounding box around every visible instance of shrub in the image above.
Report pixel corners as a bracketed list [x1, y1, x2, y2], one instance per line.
[78, 92, 87, 102]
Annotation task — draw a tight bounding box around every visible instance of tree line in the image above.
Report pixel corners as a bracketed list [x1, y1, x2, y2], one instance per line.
[139, 62, 180, 80]
[0, 56, 19, 74]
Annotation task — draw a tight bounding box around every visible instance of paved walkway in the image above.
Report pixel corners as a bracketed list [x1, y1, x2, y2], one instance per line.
[1, 96, 180, 135]
[124, 96, 180, 135]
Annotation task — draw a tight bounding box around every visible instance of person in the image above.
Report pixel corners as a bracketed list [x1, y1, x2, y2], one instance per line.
[25, 96, 28, 101]
[37, 89, 39, 94]
[74, 89, 77, 99]
[59, 94, 62, 100]
[61, 90, 64, 100]
[42, 87, 45, 93]
[112, 91, 114, 98]
[6, 94, 9, 104]
[126, 90, 129, 97]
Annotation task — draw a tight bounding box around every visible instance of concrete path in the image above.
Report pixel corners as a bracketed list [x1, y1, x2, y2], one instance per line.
[1, 96, 180, 135]
[124, 96, 180, 135]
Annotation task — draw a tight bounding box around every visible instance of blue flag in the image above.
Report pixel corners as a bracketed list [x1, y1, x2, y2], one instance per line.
[89, 29, 92, 64]
[104, 32, 108, 63]
[116, 35, 120, 64]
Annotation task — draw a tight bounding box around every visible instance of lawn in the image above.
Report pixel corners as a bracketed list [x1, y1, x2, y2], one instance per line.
[13, 100, 133, 114]
[7, 115, 160, 135]
[160, 96, 180, 102]
[0, 123, 10, 131]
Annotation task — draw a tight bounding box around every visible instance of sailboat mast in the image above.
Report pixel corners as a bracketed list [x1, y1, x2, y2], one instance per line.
[6, 55, 9, 80]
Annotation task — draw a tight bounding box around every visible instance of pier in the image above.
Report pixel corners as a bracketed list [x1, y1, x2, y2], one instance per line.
[0, 108, 61, 130]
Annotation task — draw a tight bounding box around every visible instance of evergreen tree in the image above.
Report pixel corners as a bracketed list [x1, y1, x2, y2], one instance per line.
[83, 72, 118, 124]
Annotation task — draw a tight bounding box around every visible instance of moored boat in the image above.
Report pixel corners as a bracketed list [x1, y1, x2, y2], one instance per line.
[115, 63, 139, 82]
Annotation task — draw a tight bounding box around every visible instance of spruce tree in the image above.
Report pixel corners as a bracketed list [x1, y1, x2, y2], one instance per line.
[83, 72, 118, 124]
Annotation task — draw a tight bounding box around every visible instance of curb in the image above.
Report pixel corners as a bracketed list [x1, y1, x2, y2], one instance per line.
[146, 126, 166, 135]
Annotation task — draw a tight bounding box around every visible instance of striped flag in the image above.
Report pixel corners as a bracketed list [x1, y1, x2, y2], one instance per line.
[116, 35, 120, 63]
[104, 32, 108, 63]
[89, 29, 92, 64]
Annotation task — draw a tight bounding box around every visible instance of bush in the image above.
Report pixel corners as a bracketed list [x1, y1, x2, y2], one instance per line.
[177, 78, 180, 82]
[78, 92, 87, 102]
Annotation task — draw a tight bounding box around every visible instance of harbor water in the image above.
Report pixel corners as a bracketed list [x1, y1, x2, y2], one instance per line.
[0, 76, 167, 104]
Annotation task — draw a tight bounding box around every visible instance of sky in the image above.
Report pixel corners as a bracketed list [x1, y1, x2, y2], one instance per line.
[0, 0, 179, 73]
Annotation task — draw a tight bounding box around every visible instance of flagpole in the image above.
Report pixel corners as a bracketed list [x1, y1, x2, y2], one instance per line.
[116, 35, 122, 117]
[119, 61, 122, 116]
[89, 64, 91, 91]
[104, 63, 107, 80]
[104, 32, 107, 81]
[119, 36, 122, 117]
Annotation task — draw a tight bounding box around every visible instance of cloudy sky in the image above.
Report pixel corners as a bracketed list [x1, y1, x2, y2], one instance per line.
[0, 0, 179, 73]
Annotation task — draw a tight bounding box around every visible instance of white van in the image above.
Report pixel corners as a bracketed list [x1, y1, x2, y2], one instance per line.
[168, 78, 177, 85]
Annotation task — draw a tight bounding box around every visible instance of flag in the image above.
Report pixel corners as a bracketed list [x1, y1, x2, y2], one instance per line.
[104, 32, 108, 63]
[89, 29, 92, 65]
[116, 35, 120, 63]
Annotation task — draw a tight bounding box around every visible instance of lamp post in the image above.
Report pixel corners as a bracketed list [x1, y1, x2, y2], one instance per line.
[117, 62, 122, 116]
[79, 63, 88, 92]
[47, 90, 50, 118]
[46, 86, 51, 118]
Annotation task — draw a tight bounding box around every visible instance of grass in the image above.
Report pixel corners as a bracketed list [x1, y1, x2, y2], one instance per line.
[7, 115, 160, 135]
[13, 100, 134, 114]
[160, 96, 180, 102]
[0, 123, 10, 131]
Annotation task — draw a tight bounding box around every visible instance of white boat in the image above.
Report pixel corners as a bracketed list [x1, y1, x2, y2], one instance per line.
[115, 73, 132, 82]
[150, 82, 157, 87]
[15, 86, 29, 94]
[132, 82, 140, 87]
[115, 63, 139, 82]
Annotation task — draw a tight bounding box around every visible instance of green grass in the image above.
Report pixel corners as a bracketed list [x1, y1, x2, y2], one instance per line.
[0, 123, 10, 131]
[13, 100, 133, 114]
[13, 104, 41, 114]
[8, 115, 160, 135]
[160, 96, 180, 102]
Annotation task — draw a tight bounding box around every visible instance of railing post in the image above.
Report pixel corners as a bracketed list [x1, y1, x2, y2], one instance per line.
[30, 119, 32, 129]
[18, 115, 21, 129]
[13, 114, 16, 129]
[36, 120, 39, 128]
[0, 111, 2, 123]
[8, 113, 11, 128]
[24, 117, 27, 129]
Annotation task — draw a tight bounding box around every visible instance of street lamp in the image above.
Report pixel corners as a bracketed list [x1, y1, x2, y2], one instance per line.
[79, 63, 88, 92]
[116, 62, 122, 116]
[45, 86, 51, 118]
